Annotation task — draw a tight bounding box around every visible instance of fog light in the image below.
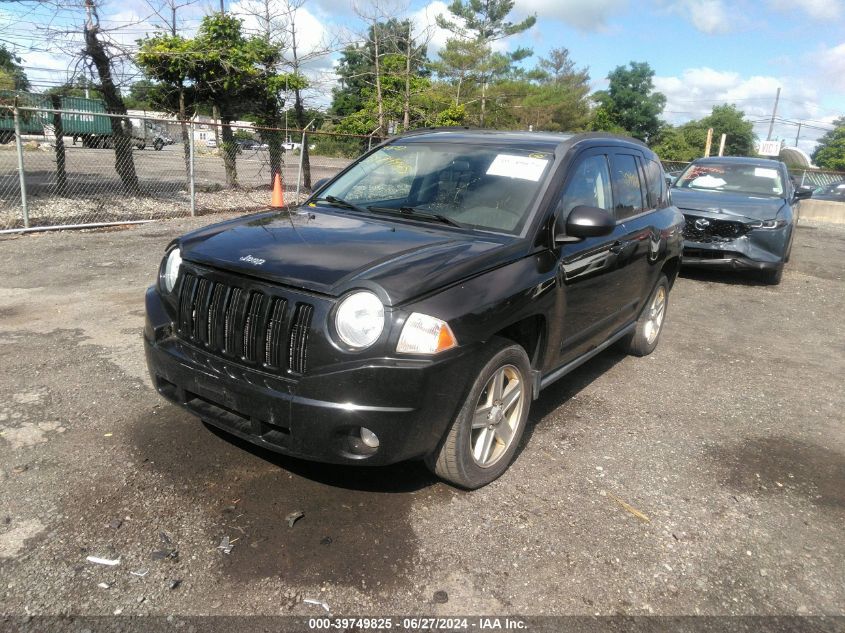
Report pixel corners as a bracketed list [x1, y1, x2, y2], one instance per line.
[360, 427, 379, 448]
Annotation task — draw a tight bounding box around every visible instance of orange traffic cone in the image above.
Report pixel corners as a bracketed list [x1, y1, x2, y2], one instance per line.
[271, 172, 284, 208]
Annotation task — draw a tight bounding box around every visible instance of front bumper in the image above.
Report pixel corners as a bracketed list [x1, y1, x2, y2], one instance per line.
[144, 287, 476, 466]
[681, 226, 790, 273]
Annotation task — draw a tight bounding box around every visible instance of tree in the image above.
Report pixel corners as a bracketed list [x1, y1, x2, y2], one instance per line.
[331, 13, 430, 136]
[83, 0, 139, 194]
[592, 62, 665, 142]
[436, 0, 535, 126]
[699, 104, 755, 156]
[124, 79, 161, 110]
[812, 117, 845, 171]
[650, 105, 756, 161]
[139, 14, 288, 188]
[44, 76, 103, 100]
[0, 46, 30, 91]
[516, 48, 591, 132]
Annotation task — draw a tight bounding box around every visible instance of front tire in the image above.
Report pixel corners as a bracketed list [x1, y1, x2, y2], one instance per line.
[622, 274, 669, 357]
[426, 338, 531, 489]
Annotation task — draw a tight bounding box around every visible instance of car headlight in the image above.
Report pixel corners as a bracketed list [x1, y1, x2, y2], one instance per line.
[752, 219, 787, 230]
[396, 313, 457, 354]
[334, 291, 384, 349]
[161, 247, 182, 293]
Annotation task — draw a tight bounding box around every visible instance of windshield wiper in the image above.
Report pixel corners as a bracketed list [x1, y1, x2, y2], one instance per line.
[312, 195, 367, 214]
[367, 205, 464, 228]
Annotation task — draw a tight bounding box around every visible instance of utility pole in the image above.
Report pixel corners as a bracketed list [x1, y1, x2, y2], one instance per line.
[718, 133, 726, 157]
[704, 127, 713, 157]
[766, 87, 781, 141]
[794, 122, 802, 147]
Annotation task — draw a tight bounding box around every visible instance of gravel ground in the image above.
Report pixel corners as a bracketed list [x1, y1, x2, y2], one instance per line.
[0, 216, 843, 627]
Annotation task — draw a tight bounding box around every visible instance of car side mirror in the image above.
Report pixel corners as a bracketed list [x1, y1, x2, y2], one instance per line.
[794, 186, 813, 201]
[312, 178, 329, 193]
[555, 206, 615, 243]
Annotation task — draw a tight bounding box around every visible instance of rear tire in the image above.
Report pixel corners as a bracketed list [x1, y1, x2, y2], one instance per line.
[621, 274, 669, 357]
[426, 337, 531, 489]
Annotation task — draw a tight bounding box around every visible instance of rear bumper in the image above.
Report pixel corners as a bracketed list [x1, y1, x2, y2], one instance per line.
[144, 288, 476, 466]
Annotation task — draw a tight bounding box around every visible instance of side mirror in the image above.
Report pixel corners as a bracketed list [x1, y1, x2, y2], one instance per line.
[794, 186, 813, 201]
[312, 177, 329, 193]
[556, 206, 615, 243]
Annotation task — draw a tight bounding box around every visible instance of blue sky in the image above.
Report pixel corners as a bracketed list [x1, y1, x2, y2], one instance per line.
[2, 0, 843, 156]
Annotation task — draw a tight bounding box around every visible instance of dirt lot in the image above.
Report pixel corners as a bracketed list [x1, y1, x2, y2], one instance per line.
[0, 216, 843, 625]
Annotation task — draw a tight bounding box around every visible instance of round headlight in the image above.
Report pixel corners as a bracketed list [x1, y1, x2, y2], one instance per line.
[335, 291, 384, 349]
[162, 248, 182, 293]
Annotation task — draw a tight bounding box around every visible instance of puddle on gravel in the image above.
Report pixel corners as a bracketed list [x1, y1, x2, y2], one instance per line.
[709, 436, 845, 509]
[130, 406, 454, 589]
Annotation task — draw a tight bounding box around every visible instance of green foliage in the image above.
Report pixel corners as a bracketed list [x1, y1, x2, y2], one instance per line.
[589, 106, 628, 135]
[434, 103, 467, 126]
[515, 48, 591, 132]
[124, 79, 161, 110]
[137, 14, 297, 120]
[44, 76, 103, 100]
[593, 62, 665, 142]
[436, 0, 536, 42]
[436, 0, 536, 126]
[812, 117, 845, 171]
[0, 46, 29, 92]
[330, 18, 430, 131]
[650, 105, 756, 161]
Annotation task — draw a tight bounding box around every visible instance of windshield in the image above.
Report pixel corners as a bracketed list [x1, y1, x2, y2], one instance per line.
[316, 142, 554, 234]
[674, 162, 784, 197]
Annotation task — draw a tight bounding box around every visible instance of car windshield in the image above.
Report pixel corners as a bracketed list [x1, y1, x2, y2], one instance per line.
[674, 162, 784, 197]
[315, 141, 555, 234]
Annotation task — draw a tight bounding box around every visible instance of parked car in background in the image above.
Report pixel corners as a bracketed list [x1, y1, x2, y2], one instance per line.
[144, 130, 683, 488]
[671, 157, 813, 284]
[811, 179, 845, 201]
[236, 139, 261, 152]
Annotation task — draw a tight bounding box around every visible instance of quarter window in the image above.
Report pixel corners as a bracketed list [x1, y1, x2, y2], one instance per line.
[612, 154, 645, 220]
[557, 154, 613, 218]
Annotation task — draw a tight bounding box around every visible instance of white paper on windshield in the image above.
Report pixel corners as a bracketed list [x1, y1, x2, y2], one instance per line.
[486, 154, 549, 181]
[691, 174, 727, 188]
[754, 168, 778, 179]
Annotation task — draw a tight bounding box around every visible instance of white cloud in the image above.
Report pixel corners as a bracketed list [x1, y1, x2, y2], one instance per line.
[770, 0, 842, 19]
[816, 42, 845, 92]
[515, 0, 627, 32]
[653, 66, 836, 151]
[660, 0, 731, 34]
[410, 1, 452, 52]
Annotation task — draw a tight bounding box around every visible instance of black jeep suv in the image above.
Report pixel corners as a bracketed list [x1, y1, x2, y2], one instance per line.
[144, 130, 684, 488]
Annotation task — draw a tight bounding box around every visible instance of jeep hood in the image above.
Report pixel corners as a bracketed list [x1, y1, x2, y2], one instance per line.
[178, 208, 515, 305]
[671, 189, 786, 221]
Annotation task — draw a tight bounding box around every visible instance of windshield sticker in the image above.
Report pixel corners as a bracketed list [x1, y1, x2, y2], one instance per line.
[754, 168, 778, 179]
[486, 154, 549, 181]
[690, 174, 727, 188]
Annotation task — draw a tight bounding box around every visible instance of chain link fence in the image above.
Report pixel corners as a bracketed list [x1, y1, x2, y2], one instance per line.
[0, 103, 384, 232]
[3, 104, 842, 233]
